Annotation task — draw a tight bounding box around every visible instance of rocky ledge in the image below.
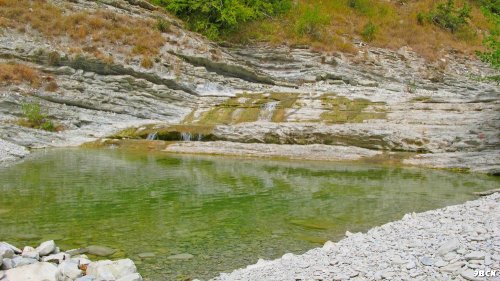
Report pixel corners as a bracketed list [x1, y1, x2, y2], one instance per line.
[164, 141, 381, 161]
[0, 240, 142, 281]
[213, 193, 500, 281]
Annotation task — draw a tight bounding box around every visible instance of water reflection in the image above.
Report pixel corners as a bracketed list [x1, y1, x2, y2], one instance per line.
[0, 148, 497, 280]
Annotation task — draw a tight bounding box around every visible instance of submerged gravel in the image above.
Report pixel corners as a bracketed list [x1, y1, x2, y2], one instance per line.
[213, 193, 499, 281]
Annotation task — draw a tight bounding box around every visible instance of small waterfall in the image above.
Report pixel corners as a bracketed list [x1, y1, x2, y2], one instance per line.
[259, 101, 279, 121]
[146, 132, 158, 140]
[181, 132, 192, 141]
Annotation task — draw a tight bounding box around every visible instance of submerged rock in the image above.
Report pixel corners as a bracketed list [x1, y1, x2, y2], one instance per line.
[167, 253, 194, 260]
[137, 252, 155, 259]
[85, 245, 117, 257]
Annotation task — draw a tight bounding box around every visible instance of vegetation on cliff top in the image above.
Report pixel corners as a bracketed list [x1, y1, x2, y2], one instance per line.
[0, 0, 165, 64]
[151, 0, 497, 61]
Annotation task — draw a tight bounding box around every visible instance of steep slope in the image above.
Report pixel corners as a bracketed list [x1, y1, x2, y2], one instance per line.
[0, 0, 498, 174]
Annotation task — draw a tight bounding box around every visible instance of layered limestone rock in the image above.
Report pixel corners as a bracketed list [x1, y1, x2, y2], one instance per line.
[0, 0, 498, 173]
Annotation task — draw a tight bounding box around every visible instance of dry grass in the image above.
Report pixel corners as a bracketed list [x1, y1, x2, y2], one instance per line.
[0, 0, 166, 59]
[0, 62, 41, 87]
[227, 0, 493, 60]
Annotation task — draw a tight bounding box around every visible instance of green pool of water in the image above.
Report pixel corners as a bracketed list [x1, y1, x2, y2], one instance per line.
[0, 148, 498, 280]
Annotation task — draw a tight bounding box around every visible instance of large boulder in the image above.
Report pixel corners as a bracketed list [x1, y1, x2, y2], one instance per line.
[5, 262, 57, 281]
[36, 240, 56, 257]
[86, 259, 137, 280]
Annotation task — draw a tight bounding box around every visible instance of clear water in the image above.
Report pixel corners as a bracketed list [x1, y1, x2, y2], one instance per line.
[0, 148, 498, 280]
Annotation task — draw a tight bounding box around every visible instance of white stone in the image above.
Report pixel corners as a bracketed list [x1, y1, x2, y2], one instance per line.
[75, 276, 95, 281]
[116, 273, 143, 281]
[86, 259, 137, 280]
[0, 243, 21, 254]
[56, 261, 83, 280]
[434, 260, 448, 267]
[442, 252, 458, 261]
[11, 256, 37, 268]
[419, 256, 435, 266]
[405, 261, 416, 269]
[440, 261, 466, 273]
[36, 240, 56, 257]
[323, 241, 335, 251]
[70, 257, 91, 266]
[41, 253, 70, 264]
[1, 258, 12, 270]
[22, 246, 39, 260]
[5, 262, 57, 281]
[0, 244, 14, 259]
[437, 239, 460, 256]
[465, 251, 485, 260]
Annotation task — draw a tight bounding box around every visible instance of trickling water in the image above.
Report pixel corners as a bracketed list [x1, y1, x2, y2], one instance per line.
[146, 132, 158, 140]
[259, 101, 279, 121]
[181, 132, 192, 141]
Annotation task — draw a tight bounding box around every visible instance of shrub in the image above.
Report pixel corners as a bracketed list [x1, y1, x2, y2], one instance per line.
[151, 0, 291, 39]
[45, 81, 59, 92]
[428, 0, 471, 33]
[156, 18, 171, 33]
[19, 103, 56, 131]
[295, 4, 330, 39]
[0, 63, 41, 87]
[417, 12, 425, 25]
[476, 0, 499, 68]
[141, 56, 153, 69]
[47, 51, 61, 66]
[361, 22, 376, 42]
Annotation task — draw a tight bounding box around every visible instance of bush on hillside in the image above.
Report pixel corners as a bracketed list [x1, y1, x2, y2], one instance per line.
[18, 103, 56, 131]
[428, 0, 471, 33]
[150, 0, 291, 39]
[294, 4, 330, 39]
[476, 0, 499, 68]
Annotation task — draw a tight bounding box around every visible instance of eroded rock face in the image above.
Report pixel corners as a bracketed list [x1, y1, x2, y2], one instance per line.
[0, 0, 497, 173]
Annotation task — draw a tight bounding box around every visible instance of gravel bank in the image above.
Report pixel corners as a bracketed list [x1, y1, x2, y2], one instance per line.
[213, 193, 500, 281]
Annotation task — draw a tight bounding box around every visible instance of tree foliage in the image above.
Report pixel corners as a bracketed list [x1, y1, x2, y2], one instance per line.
[476, 0, 499, 68]
[428, 0, 471, 33]
[151, 0, 291, 39]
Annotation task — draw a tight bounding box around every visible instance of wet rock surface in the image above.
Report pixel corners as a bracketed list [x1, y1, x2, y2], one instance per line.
[213, 193, 500, 281]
